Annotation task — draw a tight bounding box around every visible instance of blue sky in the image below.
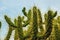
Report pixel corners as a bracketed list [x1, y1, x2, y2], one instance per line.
[0, 0, 60, 40]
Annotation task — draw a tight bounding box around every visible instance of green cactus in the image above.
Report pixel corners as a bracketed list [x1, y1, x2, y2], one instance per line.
[4, 6, 57, 40]
[22, 7, 31, 26]
[37, 9, 44, 32]
[4, 15, 17, 28]
[4, 26, 14, 40]
[57, 16, 60, 23]
[31, 6, 38, 40]
[44, 13, 48, 31]
[4, 15, 31, 40]
[26, 7, 57, 40]
[54, 25, 60, 40]
[37, 10, 57, 40]
[14, 19, 19, 40]
[57, 16, 60, 29]
[17, 16, 24, 40]
[53, 16, 60, 40]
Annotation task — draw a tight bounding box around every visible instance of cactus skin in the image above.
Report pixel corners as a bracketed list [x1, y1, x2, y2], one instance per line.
[0, 21, 1, 29]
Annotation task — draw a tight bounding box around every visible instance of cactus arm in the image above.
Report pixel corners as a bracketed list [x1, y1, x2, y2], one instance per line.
[31, 6, 38, 40]
[4, 26, 13, 40]
[38, 10, 57, 40]
[0, 22, 1, 29]
[22, 7, 27, 17]
[42, 10, 57, 39]
[22, 10, 31, 27]
[23, 10, 32, 39]
[27, 10, 31, 20]
[44, 14, 48, 30]
[52, 11, 57, 17]
[14, 19, 19, 40]
[38, 9, 44, 32]
[4, 15, 17, 28]
[17, 16, 24, 40]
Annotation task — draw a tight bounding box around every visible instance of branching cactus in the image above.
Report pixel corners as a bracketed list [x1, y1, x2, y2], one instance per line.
[22, 7, 31, 25]
[31, 6, 57, 40]
[4, 6, 57, 40]
[38, 10, 57, 40]
[4, 15, 31, 40]
[4, 15, 15, 40]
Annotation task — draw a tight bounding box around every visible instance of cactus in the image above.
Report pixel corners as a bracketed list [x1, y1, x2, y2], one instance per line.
[22, 7, 31, 26]
[37, 10, 57, 40]
[14, 19, 19, 40]
[53, 16, 60, 40]
[31, 6, 38, 40]
[57, 16, 60, 29]
[4, 6, 57, 40]
[44, 13, 48, 31]
[37, 9, 44, 33]
[57, 16, 60, 23]
[54, 25, 60, 40]
[17, 16, 24, 40]
[4, 15, 31, 40]
[4, 26, 14, 40]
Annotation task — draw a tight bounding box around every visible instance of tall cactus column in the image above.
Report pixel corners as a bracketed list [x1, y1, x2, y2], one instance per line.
[31, 6, 38, 40]
[17, 16, 24, 40]
[37, 9, 44, 34]
[14, 19, 19, 40]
